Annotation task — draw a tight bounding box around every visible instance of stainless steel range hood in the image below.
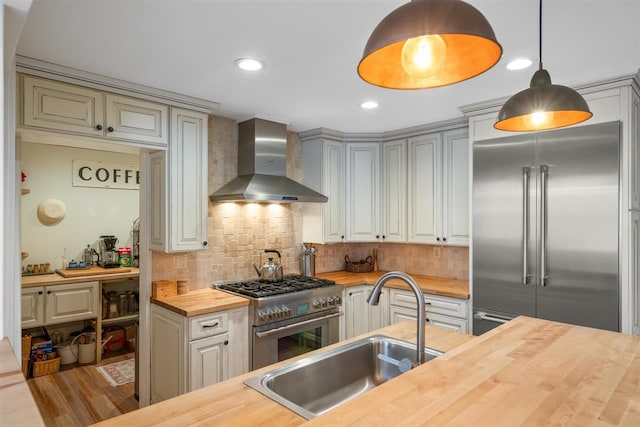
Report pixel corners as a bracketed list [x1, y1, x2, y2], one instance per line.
[210, 118, 328, 203]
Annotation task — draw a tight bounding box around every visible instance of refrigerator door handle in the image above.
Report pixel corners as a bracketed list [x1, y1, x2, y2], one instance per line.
[473, 311, 511, 324]
[522, 166, 530, 285]
[540, 164, 549, 286]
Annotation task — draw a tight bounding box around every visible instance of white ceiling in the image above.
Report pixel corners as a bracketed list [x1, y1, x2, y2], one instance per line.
[16, 0, 640, 133]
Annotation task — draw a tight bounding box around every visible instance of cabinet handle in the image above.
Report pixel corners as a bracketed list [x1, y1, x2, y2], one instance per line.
[376, 235, 380, 239]
[96, 125, 103, 131]
[436, 237, 441, 242]
[443, 237, 447, 242]
[38, 291, 43, 295]
[47, 290, 52, 294]
[341, 235, 345, 240]
[224, 340, 229, 345]
[201, 321, 219, 328]
[425, 318, 430, 323]
[382, 235, 386, 240]
[202, 241, 208, 247]
[107, 126, 114, 132]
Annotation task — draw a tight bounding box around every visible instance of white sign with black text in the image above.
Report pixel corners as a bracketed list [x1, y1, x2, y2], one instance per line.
[72, 160, 140, 190]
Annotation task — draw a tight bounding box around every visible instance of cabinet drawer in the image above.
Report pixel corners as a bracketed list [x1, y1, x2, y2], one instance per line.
[189, 312, 228, 341]
[389, 289, 468, 319]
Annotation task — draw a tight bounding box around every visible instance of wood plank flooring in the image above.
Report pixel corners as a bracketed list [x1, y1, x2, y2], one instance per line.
[28, 353, 138, 426]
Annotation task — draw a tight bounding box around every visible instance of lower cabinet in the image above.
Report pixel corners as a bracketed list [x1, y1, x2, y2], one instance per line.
[342, 285, 389, 340]
[21, 281, 99, 328]
[389, 288, 469, 334]
[150, 304, 248, 403]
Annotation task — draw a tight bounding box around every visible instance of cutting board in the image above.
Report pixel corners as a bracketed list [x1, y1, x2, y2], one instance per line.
[56, 266, 132, 278]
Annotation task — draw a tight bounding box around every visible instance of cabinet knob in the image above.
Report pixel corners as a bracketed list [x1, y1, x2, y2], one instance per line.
[341, 235, 345, 240]
[382, 235, 386, 240]
[376, 235, 380, 239]
[224, 340, 229, 346]
[38, 291, 43, 295]
[107, 126, 114, 132]
[96, 125, 103, 131]
[443, 237, 447, 242]
[436, 237, 441, 242]
[202, 241, 208, 247]
[47, 290, 52, 294]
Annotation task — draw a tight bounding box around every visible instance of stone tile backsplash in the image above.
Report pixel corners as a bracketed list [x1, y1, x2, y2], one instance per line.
[152, 114, 469, 289]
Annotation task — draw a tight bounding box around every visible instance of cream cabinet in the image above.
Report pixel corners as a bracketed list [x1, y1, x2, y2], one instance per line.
[408, 127, 469, 246]
[150, 304, 248, 403]
[342, 285, 389, 340]
[20, 74, 168, 147]
[382, 139, 407, 242]
[302, 138, 345, 243]
[345, 143, 381, 242]
[150, 108, 208, 252]
[389, 288, 469, 334]
[632, 211, 640, 336]
[21, 282, 99, 328]
[21, 287, 45, 328]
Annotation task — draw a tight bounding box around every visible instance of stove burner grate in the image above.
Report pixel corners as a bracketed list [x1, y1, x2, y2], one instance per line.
[218, 275, 336, 298]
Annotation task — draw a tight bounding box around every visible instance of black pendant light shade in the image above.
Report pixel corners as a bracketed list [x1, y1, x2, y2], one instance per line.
[494, 68, 592, 131]
[358, 0, 502, 89]
[494, 0, 592, 131]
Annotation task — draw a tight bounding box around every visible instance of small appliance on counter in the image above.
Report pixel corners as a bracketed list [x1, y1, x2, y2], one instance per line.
[97, 235, 120, 268]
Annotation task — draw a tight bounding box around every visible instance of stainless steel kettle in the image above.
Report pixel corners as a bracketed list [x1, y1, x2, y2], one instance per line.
[253, 249, 284, 282]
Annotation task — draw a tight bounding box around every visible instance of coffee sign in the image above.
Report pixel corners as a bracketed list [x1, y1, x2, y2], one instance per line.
[72, 160, 140, 190]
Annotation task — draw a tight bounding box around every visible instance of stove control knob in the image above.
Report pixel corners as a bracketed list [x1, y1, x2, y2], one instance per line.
[327, 297, 335, 306]
[281, 305, 290, 317]
[266, 308, 274, 320]
[312, 299, 320, 309]
[334, 295, 342, 305]
[319, 298, 327, 308]
[257, 309, 267, 321]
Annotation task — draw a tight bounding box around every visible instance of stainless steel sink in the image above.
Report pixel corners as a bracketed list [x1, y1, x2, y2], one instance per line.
[244, 334, 442, 419]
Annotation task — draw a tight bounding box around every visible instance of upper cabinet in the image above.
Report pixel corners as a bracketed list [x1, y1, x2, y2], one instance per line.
[302, 138, 345, 243]
[19, 75, 168, 148]
[150, 108, 208, 252]
[408, 127, 469, 246]
[382, 139, 407, 242]
[345, 142, 380, 242]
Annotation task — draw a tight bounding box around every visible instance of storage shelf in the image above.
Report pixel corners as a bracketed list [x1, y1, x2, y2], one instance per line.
[93, 314, 139, 327]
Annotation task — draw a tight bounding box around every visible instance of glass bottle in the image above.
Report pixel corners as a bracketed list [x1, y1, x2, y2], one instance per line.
[118, 294, 128, 316]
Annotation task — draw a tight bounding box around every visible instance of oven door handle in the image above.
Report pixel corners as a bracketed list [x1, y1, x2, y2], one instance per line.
[255, 312, 343, 338]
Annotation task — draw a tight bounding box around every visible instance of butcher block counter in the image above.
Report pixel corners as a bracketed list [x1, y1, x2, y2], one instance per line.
[151, 288, 249, 316]
[21, 267, 139, 288]
[93, 317, 640, 426]
[316, 270, 469, 299]
[0, 338, 45, 427]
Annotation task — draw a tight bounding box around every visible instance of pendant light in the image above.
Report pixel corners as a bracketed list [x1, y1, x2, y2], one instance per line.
[494, 0, 592, 131]
[357, 0, 502, 89]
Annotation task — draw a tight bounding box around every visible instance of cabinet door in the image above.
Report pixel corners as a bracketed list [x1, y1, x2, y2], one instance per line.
[408, 133, 441, 244]
[390, 305, 418, 324]
[324, 140, 345, 243]
[168, 108, 208, 251]
[44, 282, 98, 325]
[382, 139, 407, 242]
[442, 128, 469, 246]
[105, 93, 168, 146]
[189, 333, 229, 392]
[21, 287, 45, 328]
[345, 143, 380, 242]
[632, 211, 640, 336]
[149, 151, 167, 250]
[22, 75, 104, 136]
[227, 306, 249, 377]
[151, 305, 186, 403]
[426, 313, 468, 333]
[344, 286, 369, 339]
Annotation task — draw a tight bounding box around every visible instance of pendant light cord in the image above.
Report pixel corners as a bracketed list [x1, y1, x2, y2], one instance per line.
[538, 0, 543, 70]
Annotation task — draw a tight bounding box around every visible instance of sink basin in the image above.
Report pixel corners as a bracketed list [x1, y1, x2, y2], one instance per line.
[244, 334, 442, 419]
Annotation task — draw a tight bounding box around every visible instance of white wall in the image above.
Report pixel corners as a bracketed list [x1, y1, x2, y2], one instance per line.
[21, 142, 139, 269]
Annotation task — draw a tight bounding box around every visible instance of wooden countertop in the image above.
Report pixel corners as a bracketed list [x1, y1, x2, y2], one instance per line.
[22, 267, 139, 288]
[93, 317, 640, 426]
[0, 338, 45, 427]
[91, 322, 473, 427]
[151, 288, 249, 317]
[316, 270, 469, 299]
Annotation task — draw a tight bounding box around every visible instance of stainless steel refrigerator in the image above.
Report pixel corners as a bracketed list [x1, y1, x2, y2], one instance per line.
[472, 121, 620, 335]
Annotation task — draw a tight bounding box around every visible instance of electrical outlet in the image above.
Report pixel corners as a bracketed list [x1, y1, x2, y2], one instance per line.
[433, 246, 441, 258]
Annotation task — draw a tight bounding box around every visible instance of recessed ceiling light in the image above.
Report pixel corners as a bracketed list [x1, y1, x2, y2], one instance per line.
[506, 58, 533, 71]
[361, 101, 379, 109]
[234, 58, 265, 71]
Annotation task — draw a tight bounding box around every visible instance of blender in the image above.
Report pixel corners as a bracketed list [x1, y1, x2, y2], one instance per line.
[97, 235, 120, 268]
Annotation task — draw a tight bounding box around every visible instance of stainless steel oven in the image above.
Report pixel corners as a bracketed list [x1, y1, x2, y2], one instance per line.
[217, 274, 343, 371]
[253, 309, 341, 370]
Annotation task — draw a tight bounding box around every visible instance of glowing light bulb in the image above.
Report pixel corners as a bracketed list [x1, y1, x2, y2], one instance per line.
[400, 35, 447, 79]
[530, 111, 552, 128]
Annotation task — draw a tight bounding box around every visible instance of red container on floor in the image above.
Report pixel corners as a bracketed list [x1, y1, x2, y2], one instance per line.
[103, 326, 126, 353]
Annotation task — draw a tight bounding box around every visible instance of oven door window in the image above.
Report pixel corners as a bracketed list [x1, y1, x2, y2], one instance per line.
[277, 326, 322, 361]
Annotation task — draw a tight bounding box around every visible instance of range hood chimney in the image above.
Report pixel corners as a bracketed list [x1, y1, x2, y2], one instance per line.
[209, 118, 328, 203]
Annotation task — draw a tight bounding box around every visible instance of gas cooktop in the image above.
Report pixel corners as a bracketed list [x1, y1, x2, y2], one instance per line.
[217, 274, 336, 298]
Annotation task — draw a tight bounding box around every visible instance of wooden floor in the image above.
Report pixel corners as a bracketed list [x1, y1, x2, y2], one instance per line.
[28, 353, 139, 427]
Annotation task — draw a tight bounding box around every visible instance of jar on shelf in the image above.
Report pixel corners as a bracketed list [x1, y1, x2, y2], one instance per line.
[108, 293, 119, 318]
[118, 294, 128, 316]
